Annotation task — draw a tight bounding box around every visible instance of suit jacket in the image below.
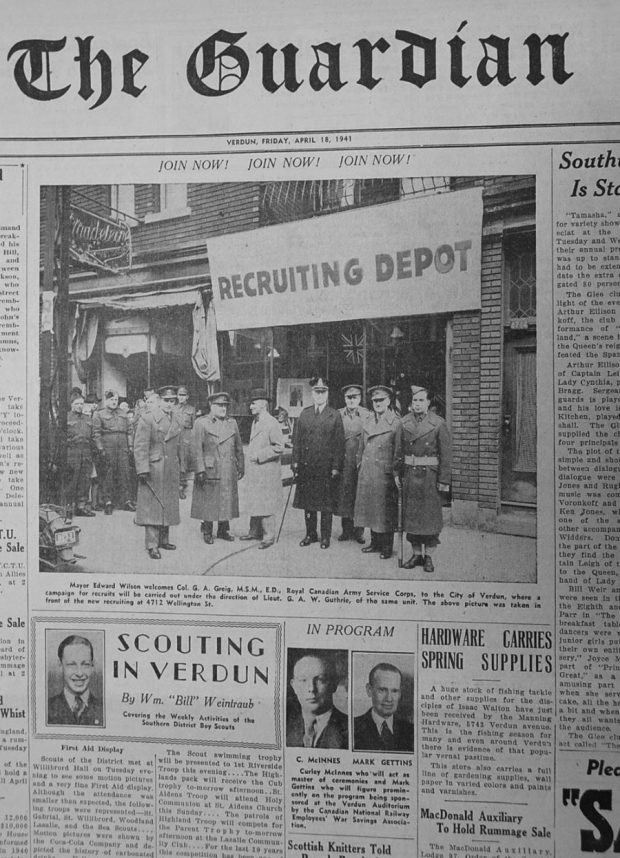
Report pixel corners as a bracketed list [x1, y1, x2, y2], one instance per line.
[47, 691, 104, 727]
[286, 706, 349, 749]
[353, 708, 414, 752]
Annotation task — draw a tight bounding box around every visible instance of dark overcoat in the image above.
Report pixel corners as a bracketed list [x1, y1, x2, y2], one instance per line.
[286, 706, 349, 749]
[133, 408, 182, 527]
[394, 411, 451, 535]
[191, 415, 244, 521]
[176, 402, 196, 472]
[65, 412, 94, 503]
[292, 406, 345, 513]
[243, 411, 284, 516]
[353, 409, 400, 532]
[92, 406, 132, 504]
[335, 405, 369, 519]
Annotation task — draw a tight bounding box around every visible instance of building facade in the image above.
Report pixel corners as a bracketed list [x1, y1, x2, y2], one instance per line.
[40, 176, 536, 534]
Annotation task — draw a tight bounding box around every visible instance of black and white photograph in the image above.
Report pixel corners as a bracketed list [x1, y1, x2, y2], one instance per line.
[285, 648, 349, 750]
[45, 629, 105, 728]
[39, 176, 537, 581]
[352, 652, 414, 754]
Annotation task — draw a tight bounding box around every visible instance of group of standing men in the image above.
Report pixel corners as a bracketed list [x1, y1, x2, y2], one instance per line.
[63, 374, 451, 570]
[291, 376, 451, 572]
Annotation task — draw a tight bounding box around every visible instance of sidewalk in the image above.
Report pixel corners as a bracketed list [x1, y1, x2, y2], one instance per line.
[61, 490, 536, 583]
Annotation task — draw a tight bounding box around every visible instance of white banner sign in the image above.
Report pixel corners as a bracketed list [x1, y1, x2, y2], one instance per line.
[209, 186, 483, 330]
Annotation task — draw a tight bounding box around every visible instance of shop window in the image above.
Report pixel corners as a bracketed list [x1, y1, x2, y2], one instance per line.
[144, 183, 191, 223]
[400, 177, 451, 198]
[504, 232, 536, 324]
[110, 185, 136, 222]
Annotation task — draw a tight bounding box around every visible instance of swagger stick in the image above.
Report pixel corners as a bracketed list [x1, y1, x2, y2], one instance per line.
[276, 478, 295, 544]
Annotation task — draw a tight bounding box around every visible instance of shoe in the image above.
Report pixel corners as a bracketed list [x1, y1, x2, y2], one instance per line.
[147, 548, 161, 560]
[361, 544, 380, 553]
[355, 535, 365, 544]
[203, 534, 214, 545]
[380, 551, 392, 560]
[124, 500, 136, 512]
[403, 554, 423, 570]
[160, 543, 176, 551]
[423, 555, 435, 573]
[320, 539, 330, 549]
[240, 534, 261, 541]
[258, 540, 274, 550]
[179, 489, 186, 499]
[104, 503, 113, 515]
[218, 532, 235, 542]
[75, 507, 96, 517]
[299, 535, 318, 546]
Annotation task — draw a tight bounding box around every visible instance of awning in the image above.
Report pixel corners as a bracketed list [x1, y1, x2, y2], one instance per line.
[75, 285, 204, 311]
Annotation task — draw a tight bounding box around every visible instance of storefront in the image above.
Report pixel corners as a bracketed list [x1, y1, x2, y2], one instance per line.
[208, 181, 536, 533]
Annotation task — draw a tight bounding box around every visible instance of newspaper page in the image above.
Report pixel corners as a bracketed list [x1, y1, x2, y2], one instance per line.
[0, 1, 618, 856]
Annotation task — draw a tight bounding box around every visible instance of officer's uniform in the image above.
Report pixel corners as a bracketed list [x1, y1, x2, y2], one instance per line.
[92, 395, 133, 513]
[191, 392, 244, 542]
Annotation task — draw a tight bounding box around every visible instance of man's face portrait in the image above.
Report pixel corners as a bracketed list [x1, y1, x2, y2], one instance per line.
[311, 388, 328, 408]
[371, 393, 389, 416]
[291, 655, 335, 716]
[60, 642, 94, 697]
[411, 390, 430, 416]
[249, 398, 268, 416]
[367, 668, 402, 718]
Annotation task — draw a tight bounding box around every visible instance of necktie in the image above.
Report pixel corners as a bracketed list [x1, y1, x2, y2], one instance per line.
[303, 719, 317, 747]
[73, 694, 84, 722]
[380, 720, 395, 750]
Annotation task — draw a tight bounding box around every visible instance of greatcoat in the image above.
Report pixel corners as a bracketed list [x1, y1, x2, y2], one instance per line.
[92, 405, 132, 505]
[243, 411, 285, 516]
[335, 405, 369, 519]
[191, 414, 244, 521]
[175, 402, 196, 473]
[65, 411, 94, 504]
[292, 405, 345, 513]
[133, 407, 182, 527]
[354, 409, 400, 533]
[394, 411, 452, 535]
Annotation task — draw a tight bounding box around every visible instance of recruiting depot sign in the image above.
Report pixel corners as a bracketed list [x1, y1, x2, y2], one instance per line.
[208, 186, 482, 331]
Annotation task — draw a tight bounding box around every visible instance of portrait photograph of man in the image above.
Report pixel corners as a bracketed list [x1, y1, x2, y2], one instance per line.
[46, 631, 105, 727]
[352, 653, 414, 753]
[286, 648, 348, 750]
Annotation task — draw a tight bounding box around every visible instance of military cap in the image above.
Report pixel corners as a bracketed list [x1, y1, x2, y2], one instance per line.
[368, 384, 392, 400]
[208, 391, 232, 405]
[309, 376, 329, 391]
[410, 384, 429, 396]
[342, 384, 363, 396]
[158, 385, 178, 399]
[249, 388, 271, 402]
[177, 385, 189, 396]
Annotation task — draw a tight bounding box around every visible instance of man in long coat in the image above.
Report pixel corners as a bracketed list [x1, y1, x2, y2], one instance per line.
[64, 393, 96, 516]
[354, 385, 400, 560]
[133, 386, 183, 560]
[240, 389, 284, 549]
[292, 376, 345, 549]
[175, 385, 196, 499]
[336, 384, 369, 543]
[395, 385, 451, 573]
[92, 389, 135, 515]
[191, 391, 244, 543]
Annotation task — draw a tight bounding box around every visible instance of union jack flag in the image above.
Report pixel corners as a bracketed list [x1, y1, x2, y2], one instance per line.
[341, 331, 366, 364]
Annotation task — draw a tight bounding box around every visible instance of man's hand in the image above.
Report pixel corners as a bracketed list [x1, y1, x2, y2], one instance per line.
[331, 469, 340, 479]
[394, 475, 402, 489]
[437, 482, 450, 493]
[137, 473, 150, 485]
[194, 471, 206, 487]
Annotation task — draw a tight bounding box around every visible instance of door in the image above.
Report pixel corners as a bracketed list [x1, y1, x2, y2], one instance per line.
[501, 333, 537, 505]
